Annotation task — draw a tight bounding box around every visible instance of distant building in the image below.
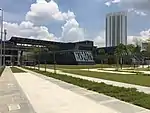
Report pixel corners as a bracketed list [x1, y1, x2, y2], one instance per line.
[106, 12, 127, 47]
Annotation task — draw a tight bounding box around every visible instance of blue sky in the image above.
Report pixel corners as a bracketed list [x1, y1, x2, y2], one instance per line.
[1, 0, 150, 46]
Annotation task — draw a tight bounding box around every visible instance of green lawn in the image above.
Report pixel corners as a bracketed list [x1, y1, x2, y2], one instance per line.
[40, 64, 132, 69]
[62, 70, 150, 87]
[11, 67, 26, 73]
[24, 67, 150, 110]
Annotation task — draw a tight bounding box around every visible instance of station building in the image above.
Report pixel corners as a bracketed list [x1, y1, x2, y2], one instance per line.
[2, 36, 95, 65]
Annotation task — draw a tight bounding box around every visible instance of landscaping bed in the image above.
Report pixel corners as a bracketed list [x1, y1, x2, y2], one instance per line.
[40, 64, 132, 70]
[11, 67, 26, 73]
[62, 70, 150, 87]
[25, 67, 150, 109]
[0, 66, 5, 76]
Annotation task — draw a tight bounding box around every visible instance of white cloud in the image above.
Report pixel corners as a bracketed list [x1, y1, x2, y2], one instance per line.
[61, 18, 85, 42]
[4, 21, 57, 41]
[93, 31, 105, 47]
[128, 8, 147, 16]
[127, 35, 149, 46]
[26, 0, 75, 23]
[94, 36, 105, 47]
[127, 36, 137, 44]
[4, 0, 83, 43]
[105, 0, 150, 16]
[25, 0, 84, 42]
[105, 0, 120, 6]
[139, 29, 150, 42]
[140, 29, 150, 38]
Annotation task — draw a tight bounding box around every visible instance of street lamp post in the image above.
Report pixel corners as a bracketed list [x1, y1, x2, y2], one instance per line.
[0, 9, 3, 66]
[3, 29, 6, 66]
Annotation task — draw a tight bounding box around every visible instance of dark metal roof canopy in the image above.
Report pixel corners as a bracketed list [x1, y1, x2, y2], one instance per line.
[9, 36, 93, 46]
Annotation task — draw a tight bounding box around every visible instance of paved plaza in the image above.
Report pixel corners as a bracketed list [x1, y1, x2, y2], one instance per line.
[18, 67, 150, 113]
[0, 66, 150, 113]
[0, 67, 35, 113]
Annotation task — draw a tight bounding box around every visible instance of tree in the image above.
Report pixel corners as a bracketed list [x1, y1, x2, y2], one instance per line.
[115, 43, 126, 70]
[134, 45, 141, 54]
[143, 41, 150, 68]
[46, 45, 59, 73]
[29, 47, 41, 70]
[126, 44, 135, 55]
[98, 49, 106, 69]
[126, 44, 137, 68]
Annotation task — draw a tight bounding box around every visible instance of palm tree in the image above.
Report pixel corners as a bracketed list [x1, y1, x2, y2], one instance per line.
[126, 44, 135, 55]
[115, 43, 126, 70]
[126, 44, 136, 68]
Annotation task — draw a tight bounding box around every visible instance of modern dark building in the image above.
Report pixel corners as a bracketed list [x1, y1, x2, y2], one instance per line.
[2, 36, 144, 65]
[2, 36, 95, 65]
[55, 50, 94, 65]
[95, 46, 117, 64]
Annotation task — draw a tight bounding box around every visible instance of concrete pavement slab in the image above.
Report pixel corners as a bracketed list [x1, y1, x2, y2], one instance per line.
[18, 67, 150, 113]
[14, 72, 119, 113]
[0, 67, 35, 113]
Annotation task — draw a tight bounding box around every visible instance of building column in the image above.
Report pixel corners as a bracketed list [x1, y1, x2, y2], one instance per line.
[110, 15, 113, 46]
[17, 50, 21, 65]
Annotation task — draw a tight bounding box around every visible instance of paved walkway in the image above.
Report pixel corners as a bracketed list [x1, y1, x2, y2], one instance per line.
[82, 68, 150, 75]
[16, 67, 150, 113]
[81, 68, 136, 74]
[27, 67, 150, 94]
[0, 67, 35, 113]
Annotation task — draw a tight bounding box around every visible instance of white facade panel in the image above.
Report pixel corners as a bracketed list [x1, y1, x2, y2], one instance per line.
[106, 12, 127, 47]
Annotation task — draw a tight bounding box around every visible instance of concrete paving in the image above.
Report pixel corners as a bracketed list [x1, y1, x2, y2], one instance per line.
[0, 67, 35, 113]
[14, 72, 118, 113]
[15, 67, 150, 113]
[26, 67, 150, 94]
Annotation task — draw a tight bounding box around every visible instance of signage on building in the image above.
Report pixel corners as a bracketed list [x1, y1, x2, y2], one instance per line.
[74, 51, 94, 62]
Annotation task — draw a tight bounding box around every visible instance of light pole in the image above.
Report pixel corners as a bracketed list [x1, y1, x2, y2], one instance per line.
[53, 51, 56, 74]
[0, 9, 3, 66]
[3, 29, 6, 66]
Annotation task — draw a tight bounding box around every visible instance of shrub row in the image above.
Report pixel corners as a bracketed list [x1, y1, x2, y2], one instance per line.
[0, 66, 5, 76]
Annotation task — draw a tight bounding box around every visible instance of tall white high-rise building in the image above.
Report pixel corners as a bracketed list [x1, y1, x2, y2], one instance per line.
[106, 12, 127, 47]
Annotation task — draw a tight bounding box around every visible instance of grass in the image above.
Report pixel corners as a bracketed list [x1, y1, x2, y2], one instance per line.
[62, 70, 150, 87]
[0, 66, 5, 76]
[40, 64, 113, 69]
[24, 67, 150, 109]
[40, 64, 132, 70]
[11, 67, 26, 73]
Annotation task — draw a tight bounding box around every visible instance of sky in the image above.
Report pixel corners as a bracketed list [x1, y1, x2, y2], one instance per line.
[1, 0, 150, 47]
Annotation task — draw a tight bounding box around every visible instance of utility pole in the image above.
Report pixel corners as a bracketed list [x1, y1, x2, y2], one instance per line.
[3, 29, 6, 66]
[0, 9, 3, 66]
